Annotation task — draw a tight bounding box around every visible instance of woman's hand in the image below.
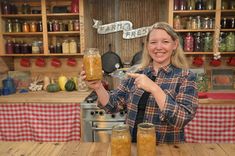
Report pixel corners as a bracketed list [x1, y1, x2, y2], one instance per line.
[127, 73, 156, 93]
[80, 68, 102, 90]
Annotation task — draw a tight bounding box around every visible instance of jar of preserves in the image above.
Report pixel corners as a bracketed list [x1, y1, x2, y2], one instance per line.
[30, 21, 37, 32]
[69, 39, 77, 53]
[187, 0, 195, 10]
[203, 32, 213, 52]
[83, 48, 103, 81]
[22, 22, 30, 32]
[206, 0, 214, 10]
[174, 0, 180, 10]
[49, 45, 55, 53]
[111, 124, 131, 156]
[219, 32, 227, 52]
[173, 15, 181, 29]
[221, 0, 228, 10]
[14, 42, 21, 54]
[196, 16, 201, 29]
[47, 21, 53, 32]
[137, 123, 156, 156]
[2, 0, 11, 14]
[68, 20, 74, 31]
[32, 41, 40, 54]
[37, 21, 43, 32]
[194, 32, 203, 52]
[6, 19, 13, 32]
[5, 40, 14, 54]
[62, 40, 70, 54]
[53, 20, 60, 31]
[226, 32, 235, 52]
[21, 2, 31, 14]
[13, 19, 22, 32]
[73, 19, 80, 31]
[195, 0, 204, 10]
[191, 18, 198, 29]
[221, 18, 227, 29]
[184, 32, 194, 52]
[56, 43, 62, 53]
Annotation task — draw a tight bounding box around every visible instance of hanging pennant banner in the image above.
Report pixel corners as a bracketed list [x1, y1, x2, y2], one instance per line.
[123, 26, 152, 39]
[93, 19, 153, 39]
[93, 19, 133, 34]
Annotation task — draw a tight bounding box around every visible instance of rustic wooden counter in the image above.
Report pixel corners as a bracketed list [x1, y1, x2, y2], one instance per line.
[0, 142, 234, 156]
[0, 91, 91, 103]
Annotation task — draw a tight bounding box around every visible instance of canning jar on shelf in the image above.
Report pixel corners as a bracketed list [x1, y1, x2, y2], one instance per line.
[137, 123, 156, 156]
[83, 48, 103, 81]
[111, 124, 131, 156]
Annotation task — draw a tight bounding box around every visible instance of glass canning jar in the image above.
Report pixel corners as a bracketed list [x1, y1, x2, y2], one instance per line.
[83, 48, 103, 81]
[111, 124, 131, 156]
[137, 123, 156, 156]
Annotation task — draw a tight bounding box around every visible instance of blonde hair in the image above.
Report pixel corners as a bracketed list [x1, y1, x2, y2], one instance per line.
[139, 22, 188, 69]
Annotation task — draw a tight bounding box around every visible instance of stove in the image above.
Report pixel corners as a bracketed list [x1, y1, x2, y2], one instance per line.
[81, 91, 126, 142]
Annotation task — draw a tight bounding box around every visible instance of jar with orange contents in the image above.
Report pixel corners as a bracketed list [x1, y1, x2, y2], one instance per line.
[137, 123, 156, 156]
[30, 21, 37, 32]
[111, 124, 131, 156]
[83, 48, 102, 81]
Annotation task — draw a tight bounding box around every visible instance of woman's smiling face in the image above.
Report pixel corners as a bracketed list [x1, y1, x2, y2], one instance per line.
[147, 29, 178, 68]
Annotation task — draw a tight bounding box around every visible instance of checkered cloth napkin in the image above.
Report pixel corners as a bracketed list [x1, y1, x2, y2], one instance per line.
[185, 104, 235, 143]
[0, 103, 81, 141]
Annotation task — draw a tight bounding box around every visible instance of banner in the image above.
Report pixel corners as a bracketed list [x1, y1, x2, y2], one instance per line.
[93, 19, 152, 39]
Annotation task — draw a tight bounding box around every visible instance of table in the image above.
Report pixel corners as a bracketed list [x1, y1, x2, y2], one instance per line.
[0, 142, 234, 156]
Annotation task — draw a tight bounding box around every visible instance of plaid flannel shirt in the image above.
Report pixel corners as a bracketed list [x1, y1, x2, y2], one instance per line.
[99, 64, 198, 144]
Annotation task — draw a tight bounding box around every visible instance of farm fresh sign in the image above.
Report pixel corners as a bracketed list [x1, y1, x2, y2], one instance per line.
[93, 19, 152, 39]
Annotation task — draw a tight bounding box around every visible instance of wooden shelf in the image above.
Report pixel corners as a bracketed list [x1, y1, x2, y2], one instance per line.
[173, 10, 216, 16]
[2, 32, 43, 36]
[1, 14, 42, 20]
[175, 29, 215, 32]
[0, 53, 83, 57]
[48, 31, 80, 36]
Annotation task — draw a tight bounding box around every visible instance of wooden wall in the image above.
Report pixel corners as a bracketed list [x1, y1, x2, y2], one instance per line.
[83, 0, 168, 63]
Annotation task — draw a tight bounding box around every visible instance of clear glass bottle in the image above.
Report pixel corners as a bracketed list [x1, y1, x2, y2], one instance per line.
[83, 48, 103, 81]
[206, 0, 214, 10]
[68, 20, 74, 31]
[137, 123, 156, 156]
[111, 124, 131, 156]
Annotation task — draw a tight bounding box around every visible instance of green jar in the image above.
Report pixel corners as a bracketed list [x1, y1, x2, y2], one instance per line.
[226, 32, 235, 52]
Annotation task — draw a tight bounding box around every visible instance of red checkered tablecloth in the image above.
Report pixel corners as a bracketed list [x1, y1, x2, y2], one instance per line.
[0, 103, 81, 142]
[185, 104, 235, 143]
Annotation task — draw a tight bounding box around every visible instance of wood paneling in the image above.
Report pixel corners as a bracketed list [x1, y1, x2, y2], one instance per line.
[83, 0, 168, 64]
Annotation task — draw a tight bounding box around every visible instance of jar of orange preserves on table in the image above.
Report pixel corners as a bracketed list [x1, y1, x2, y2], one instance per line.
[83, 48, 102, 81]
[137, 123, 156, 156]
[111, 124, 131, 156]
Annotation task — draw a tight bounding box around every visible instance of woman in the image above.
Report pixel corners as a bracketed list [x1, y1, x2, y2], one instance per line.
[81, 22, 198, 143]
